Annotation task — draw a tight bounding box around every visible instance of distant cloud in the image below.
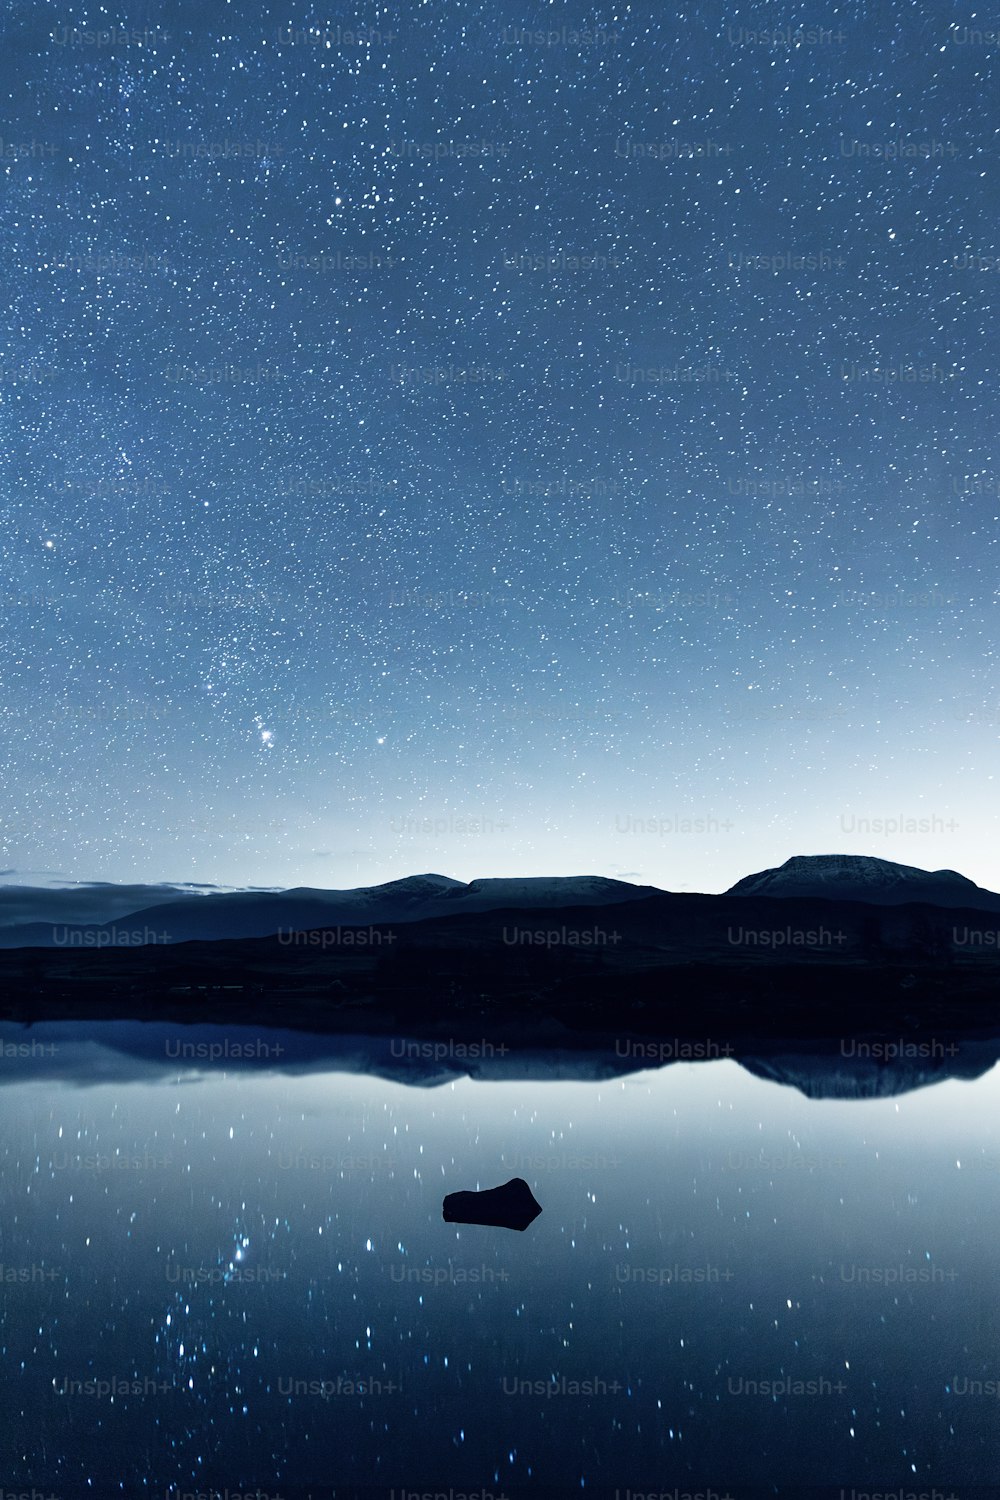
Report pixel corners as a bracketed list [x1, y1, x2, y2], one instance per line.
[0, 883, 208, 930]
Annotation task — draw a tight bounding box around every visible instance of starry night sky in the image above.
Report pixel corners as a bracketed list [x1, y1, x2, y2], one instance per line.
[1, 0, 997, 895]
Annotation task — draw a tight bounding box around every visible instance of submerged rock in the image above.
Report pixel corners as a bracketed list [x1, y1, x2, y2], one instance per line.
[442, 1176, 543, 1231]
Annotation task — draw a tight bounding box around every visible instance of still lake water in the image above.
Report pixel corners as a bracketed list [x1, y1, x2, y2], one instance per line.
[2, 1021, 1000, 1498]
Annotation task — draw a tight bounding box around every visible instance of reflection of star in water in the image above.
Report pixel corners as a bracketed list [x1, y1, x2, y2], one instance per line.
[225, 1233, 251, 1280]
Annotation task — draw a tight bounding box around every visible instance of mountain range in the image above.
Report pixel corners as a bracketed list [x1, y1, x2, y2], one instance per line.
[0, 873, 660, 947]
[4, 852, 1000, 1047]
[1, 855, 997, 947]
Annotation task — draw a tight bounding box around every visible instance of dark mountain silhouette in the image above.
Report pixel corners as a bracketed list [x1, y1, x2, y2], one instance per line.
[0, 873, 658, 948]
[3, 881, 1000, 1048]
[4, 856, 999, 949]
[727, 854, 1000, 910]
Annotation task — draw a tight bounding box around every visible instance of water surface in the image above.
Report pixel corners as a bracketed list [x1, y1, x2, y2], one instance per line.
[2, 1021, 999, 1497]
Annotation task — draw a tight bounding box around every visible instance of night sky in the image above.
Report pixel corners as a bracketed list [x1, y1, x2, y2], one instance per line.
[1, 0, 997, 895]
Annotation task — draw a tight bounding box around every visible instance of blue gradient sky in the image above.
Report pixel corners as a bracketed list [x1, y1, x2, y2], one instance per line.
[1, 1, 996, 895]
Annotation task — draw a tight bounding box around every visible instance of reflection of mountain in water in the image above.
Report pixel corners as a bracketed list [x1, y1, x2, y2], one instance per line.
[4, 1020, 1000, 1101]
[740, 1042, 1000, 1099]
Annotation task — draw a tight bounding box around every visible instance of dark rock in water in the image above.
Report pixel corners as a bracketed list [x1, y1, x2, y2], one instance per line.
[442, 1176, 543, 1231]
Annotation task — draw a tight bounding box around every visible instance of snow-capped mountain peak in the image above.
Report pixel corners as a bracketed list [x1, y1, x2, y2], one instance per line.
[726, 853, 1000, 908]
[371, 873, 466, 894]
